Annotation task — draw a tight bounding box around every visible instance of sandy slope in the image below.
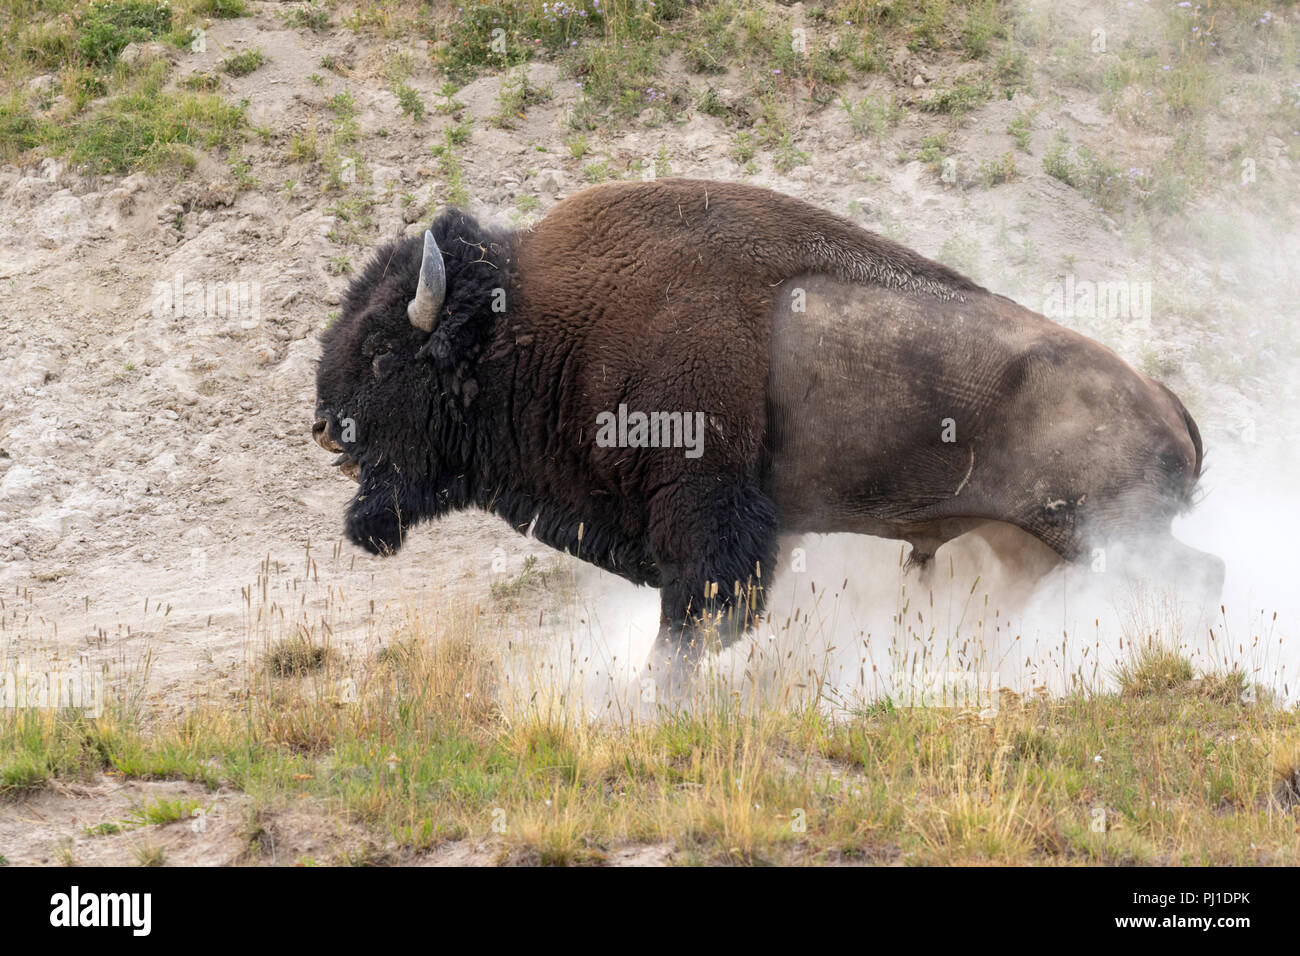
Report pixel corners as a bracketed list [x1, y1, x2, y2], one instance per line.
[1, 1, 1298, 862]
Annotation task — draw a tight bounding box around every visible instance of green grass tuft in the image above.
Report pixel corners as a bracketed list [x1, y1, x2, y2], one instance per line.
[221, 48, 266, 77]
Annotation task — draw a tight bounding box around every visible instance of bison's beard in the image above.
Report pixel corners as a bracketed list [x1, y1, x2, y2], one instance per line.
[342, 460, 464, 556]
[345, 473, 410, 555]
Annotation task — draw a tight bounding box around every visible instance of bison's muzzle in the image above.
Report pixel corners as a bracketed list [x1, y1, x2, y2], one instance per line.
[312, 417, 361, 482]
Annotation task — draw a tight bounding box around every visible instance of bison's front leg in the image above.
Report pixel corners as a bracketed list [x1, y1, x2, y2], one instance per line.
[644, 476, 778, 677]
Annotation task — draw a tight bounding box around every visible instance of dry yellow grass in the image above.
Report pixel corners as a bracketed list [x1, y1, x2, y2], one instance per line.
[4, 579, 1297, 866]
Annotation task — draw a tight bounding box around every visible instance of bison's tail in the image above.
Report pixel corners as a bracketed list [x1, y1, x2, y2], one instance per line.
[1165, 388, 1206, 510]
[1183, 404, 1205, 485]
[1183, 405, 1207, 510]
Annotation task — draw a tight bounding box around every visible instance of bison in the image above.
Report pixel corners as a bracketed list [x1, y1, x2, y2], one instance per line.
[313, 178, 1223, 667]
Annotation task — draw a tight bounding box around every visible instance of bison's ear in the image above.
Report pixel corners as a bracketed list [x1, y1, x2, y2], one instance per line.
[407, 229, 446, 333]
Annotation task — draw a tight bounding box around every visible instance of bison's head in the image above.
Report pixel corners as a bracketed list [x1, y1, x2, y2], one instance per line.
[313, 210, 509, 554]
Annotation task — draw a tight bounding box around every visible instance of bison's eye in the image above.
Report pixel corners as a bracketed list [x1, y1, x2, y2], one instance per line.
[372, 351, 398, 378]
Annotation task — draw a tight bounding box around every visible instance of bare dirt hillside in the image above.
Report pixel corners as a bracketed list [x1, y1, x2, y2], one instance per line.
[1, 0, 1298, 864]
[3, 2, 1298, 690]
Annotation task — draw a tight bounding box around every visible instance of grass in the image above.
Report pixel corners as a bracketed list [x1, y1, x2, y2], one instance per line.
[286, 2, 330, 31]
[180, 71, 220, 92]
[1040, 134, 1198, 217]
[126, 796, 203, 826]
[730, 130, 755, 166]
[75, 0, 174, 68]
[428, 0, 1019, 133]
[393, 81, 424, 120]
[1006, 107, 1034, 151]
[0, 0, 1285, 225]
[2, 576, 1297, 866]
[429, 120, 472, 206]
[490, 68, 551, 129]
[581, 158, 612, 183]
[841, 93, 901, 140]
[977, 150, 1017, 187]
[34, 59, 245, 172]
[921, 82, 992, 116]
[264, 633, 333, 677]
[131, 842, 165, 866]
[220, 48, 265, 77]
[917, 132, 951, 170]
[0, 0, 1296, 868]
[280, 87, 371, 195]
[564, 132, 589, 159]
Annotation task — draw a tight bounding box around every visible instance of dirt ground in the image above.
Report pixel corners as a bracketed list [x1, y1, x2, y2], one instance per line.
[2, 1, 1298, 863]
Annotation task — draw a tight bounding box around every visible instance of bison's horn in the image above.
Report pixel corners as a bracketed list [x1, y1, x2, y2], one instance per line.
[407, 229, 446, 333]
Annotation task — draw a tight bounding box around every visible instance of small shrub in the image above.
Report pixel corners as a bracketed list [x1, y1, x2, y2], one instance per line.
[978, 151, 1017, 186]
[221, 49, 266, 77]
[1115, 644, 1194, 696]
[193, 0, 247, 17]
[394, 82, 425, 120]
[922, 83, 991, 116]
[264, 634, 333, 677]
[287, 3, 331, 30]
[491, 70, 551, 129]
[76, 0, 174, 67]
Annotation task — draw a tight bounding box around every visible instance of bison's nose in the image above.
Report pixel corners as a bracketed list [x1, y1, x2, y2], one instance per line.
[313, 418, 342, 453]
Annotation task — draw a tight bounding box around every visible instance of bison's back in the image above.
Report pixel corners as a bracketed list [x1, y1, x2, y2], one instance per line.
[508, 179, 984, 488]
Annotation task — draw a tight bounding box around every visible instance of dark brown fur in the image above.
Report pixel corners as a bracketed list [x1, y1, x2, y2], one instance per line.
[314, 179, 1221, 661]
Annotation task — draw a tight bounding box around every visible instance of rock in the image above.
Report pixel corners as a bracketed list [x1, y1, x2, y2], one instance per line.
[150, 451, 178, 472]
[853, 195, 879, 216]
[535, 169, 564, 196]
[106, 175, 147, 218]
[250, 343, 277, 365]
[27, 74, 58, 95]
[1061, 102, 1110, 129]
[912, 74, 926, 88]
[175, 179, 236, 209]
[118, 41, 175, 70]
[714, 87, 748, 111]
[371, 165, 400, 193]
